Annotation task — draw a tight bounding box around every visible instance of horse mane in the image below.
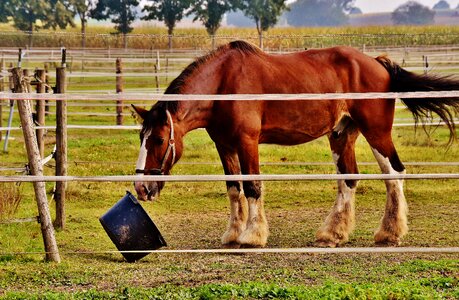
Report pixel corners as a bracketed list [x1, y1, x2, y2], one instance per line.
[155, 41, 262, 114]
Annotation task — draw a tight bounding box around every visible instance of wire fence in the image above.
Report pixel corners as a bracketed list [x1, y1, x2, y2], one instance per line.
[2, 247, 459, 256]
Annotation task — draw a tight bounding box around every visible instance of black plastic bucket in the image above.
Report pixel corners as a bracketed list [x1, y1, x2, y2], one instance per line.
[99, 191, 167, 262]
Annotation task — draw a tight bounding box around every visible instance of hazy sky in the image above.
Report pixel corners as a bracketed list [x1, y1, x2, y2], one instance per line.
[354, 0, 459, 13]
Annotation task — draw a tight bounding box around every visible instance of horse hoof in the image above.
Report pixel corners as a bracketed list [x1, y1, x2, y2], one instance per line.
[374, 231, 402, 246]
[222, 242, 241, 249]
[240, 243, 265, 249]
[315, 240, 338, 248]
[375, 239, 402, 247]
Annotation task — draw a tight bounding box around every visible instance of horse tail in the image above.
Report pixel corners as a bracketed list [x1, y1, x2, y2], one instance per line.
[376, 55, 459, 144]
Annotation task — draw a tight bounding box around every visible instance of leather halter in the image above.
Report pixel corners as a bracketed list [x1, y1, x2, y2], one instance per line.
[135, 110, 176, 175]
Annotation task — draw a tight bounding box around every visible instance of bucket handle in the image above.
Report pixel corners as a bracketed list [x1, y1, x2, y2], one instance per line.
[126, 191, 139, 205]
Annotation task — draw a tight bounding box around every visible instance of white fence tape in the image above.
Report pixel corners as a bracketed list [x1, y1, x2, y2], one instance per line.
[1, 173, 458, 183]
[2, 90, 459, 101]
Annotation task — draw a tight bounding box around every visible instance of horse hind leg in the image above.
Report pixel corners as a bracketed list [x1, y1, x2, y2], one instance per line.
[316, 116, 359, 247]
[370, 144, 408, 246]
[358, 116, 408, 246]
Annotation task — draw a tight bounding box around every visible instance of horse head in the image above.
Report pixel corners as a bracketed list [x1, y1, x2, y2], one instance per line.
[131, 104, 183, 201]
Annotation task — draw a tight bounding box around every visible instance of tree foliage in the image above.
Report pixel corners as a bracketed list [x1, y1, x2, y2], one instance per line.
[392, 1, 435, 25]
[49, 0, 76, 30]
[433, 0, 450, 10]
[91, 0, 139, 35]
[68, 0, 95, 48]
[241, 0, 288, 35]
[69, 0, 94, 29]
[349, 6, 362, 14]
[0, 1, 10, 23]
[189, 0, 242, 36]
[286, 0, 355, 27]
[0, 0, 75, 31]
[142, 0, 191, 35]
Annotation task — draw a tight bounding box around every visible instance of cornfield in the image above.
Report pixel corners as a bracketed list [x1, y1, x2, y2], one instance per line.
[1, 24, 459, 50]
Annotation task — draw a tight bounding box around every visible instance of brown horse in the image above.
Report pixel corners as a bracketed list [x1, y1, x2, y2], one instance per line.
[132, 41, 459, 248]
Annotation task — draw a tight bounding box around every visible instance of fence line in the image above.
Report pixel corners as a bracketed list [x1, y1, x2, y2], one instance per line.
[1, 173, 459, 183]
[1, 161, 458, 173]
[2, 90, 459, 101]
[3, 121, 459, 132]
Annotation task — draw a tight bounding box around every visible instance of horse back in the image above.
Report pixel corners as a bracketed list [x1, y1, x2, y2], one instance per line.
[207, 46, 393, 145]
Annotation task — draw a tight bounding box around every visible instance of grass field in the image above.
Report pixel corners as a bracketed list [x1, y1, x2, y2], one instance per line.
[0, 38, 459, 298]
[1, 101, 458, 298]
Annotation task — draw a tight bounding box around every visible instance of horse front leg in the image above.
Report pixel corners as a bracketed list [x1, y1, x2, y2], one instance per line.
[221, 184, 248, 248]
[216, 144, 248, 248]
[236, 141, 269, 248]
[316, 119, 359, 247]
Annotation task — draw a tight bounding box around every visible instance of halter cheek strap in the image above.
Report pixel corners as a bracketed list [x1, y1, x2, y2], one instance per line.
[160, 110, 176, 172]
[135, 109, 176, 175]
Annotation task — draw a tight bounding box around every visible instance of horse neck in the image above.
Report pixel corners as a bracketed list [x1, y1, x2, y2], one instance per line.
[172, 51, 229, 134]
[174, 100, 214, 135]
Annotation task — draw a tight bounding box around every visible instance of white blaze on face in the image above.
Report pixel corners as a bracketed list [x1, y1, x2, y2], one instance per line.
[136, 131, 150, 173]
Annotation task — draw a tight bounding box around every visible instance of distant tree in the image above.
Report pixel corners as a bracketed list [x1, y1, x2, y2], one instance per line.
[91, 0, 140, 48]
[48, 0, 76, 30]
[189, 0, 242, 36]
[392, 1, 435, 25]
[286, 0, 355, 27]
[241, 0, 288, 48]
[142, 0, 191, 49]
[0, 1, 10, 23]
[69, 0, 95, 48]
[142, 0, 191, 35]
[3, 0, 75, 46]
[433, 0, 450, 10]
[349, 6, 362, 14]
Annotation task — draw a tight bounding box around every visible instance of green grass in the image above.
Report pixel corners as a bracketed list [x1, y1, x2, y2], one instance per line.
[0, 108, 458, 298]
[2, 278, 459, 299]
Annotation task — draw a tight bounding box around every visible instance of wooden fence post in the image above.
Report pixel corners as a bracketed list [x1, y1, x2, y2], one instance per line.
[35, 69, 46, 158]
[55, 50, 67, 230]
[12, 67, 61, 263]
[156, 50, 160, 71]
[44, 63, 50, 115]
[168, 35, 172, 51]
[3, 63, 14, 153]
[165, 56, 169, 84]
[116, 58, 123, 125]
[154, 64, 160, 91]
[22, 69, 32, 93]
[0, 56, 4, 142]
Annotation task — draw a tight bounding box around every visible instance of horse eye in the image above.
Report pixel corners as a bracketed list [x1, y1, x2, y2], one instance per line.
[151, 136, 164, 145]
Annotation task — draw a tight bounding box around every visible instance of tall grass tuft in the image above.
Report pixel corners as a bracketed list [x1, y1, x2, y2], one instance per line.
[0, 183, 22, 220]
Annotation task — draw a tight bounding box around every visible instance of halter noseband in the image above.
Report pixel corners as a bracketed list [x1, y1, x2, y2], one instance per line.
[135, 110, 176, 175]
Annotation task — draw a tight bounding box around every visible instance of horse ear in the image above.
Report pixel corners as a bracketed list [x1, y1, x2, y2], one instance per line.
[131, 105, 148, 120]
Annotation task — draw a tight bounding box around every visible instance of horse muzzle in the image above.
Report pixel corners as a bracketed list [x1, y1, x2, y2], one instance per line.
[134, 181, 160, 201]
